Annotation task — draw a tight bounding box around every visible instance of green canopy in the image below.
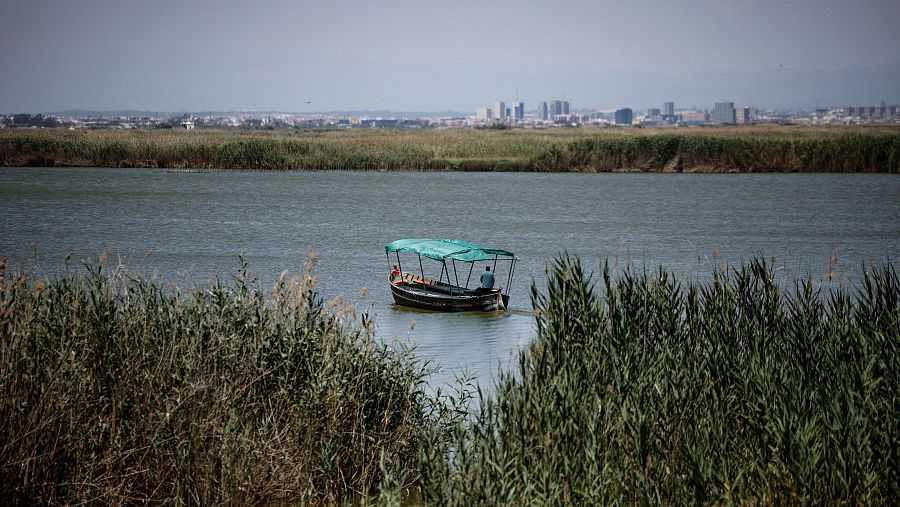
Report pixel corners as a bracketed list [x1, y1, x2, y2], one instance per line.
[385, 239, 515, 262]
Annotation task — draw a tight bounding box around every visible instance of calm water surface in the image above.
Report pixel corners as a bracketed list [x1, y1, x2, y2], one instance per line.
[2, 168, 898, 389]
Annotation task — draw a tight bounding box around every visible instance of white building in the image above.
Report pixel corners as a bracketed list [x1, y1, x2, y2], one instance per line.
[494, 101, 506, 120]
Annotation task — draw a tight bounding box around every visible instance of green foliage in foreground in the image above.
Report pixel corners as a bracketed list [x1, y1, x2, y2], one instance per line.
[1, 126, 899, 172]
[0, 257, 453, 505]
[1, 254, 898, 505]
[420, 257, 899, 504]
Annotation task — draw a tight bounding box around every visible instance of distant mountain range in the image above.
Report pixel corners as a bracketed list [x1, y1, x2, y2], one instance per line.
[46, 109, 471, 118]
[383, 60, 900, 111]
[18, 59, 900, 114]
[610, 61, 900, 110]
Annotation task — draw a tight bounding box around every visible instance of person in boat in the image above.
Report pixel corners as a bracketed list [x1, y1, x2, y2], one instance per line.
[391, 265, 402, 283]
[478, 265, 495, 293]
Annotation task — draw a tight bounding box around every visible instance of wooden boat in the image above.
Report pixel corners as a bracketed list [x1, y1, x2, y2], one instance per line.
[385, 239, 518, 312]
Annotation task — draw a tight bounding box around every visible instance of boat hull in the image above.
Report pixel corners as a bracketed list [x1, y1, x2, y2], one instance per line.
[390, 283, 509, 312]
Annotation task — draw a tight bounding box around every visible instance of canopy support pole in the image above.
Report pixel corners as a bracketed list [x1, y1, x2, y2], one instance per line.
[465, 262, 474, 289]
[418, 254, 425, 279]
[452, 259, 460, 291]
[493, 254, 498, 274]
[440, 260, 451, 295]
[507, 258, 516, 295]
[395, 252, 403, 278]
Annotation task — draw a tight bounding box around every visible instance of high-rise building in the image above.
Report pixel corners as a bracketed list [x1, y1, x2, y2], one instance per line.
[711, 101, 736, 124]
[647, 108, 661, 117]
[614, 108, 633, 125]
[549, 100, 562, 117]
[538, 101, 548, 120]
[663, 102, 675, 116]
[548, 100, 570, 118]
[736, 107, 751, 124]
[512, 102, 524, 121]
[494, 101, 506, 120]
[475, 107, 492, 121]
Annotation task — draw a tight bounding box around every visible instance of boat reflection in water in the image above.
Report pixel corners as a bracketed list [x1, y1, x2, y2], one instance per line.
[385, 239, 518, 312]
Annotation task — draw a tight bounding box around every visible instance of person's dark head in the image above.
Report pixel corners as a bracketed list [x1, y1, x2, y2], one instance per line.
[485, 266, 491, 271]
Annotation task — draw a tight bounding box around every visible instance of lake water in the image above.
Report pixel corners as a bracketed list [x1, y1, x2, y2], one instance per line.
[2, 168, 898, 389]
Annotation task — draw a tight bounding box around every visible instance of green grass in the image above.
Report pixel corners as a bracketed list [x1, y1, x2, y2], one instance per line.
[418, 256, 899, 504]
[1, 125, 899, 172]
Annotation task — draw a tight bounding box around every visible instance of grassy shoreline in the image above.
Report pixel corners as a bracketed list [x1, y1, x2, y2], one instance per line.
[2, 125, 899, 172]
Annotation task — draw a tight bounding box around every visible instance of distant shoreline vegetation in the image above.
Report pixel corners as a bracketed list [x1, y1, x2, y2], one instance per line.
[1, 125, 899, 172]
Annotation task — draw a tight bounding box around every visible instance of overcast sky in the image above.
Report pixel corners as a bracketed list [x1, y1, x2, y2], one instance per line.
[2, 0, 899, 112]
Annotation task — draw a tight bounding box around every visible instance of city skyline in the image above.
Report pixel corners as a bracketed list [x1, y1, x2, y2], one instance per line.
[1, 0, 899, 112]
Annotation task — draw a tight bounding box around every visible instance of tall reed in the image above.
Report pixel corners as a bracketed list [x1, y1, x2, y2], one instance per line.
[419, 256, 899, 504]
[2, 252, 898, 504]
[0, 256, 449, 505]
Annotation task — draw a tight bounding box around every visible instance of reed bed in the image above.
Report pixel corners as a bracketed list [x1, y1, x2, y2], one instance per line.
[0, 256, 453, 505]
[1, 126, 898, 172]
[535, 131, 900, 172]
[2, 253, 898, 504]
[419, 256, 899, 504]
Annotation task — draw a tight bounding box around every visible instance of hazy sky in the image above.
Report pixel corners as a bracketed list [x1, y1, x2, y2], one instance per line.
[2, 0, 899, 112]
